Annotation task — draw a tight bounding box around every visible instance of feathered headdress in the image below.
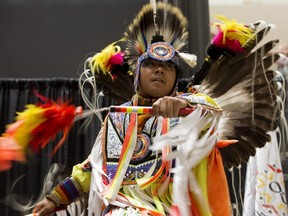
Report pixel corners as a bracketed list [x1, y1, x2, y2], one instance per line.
[124, 2, 197, 93]
[124, 2, 191, 68]
[82, 2, 197, 104]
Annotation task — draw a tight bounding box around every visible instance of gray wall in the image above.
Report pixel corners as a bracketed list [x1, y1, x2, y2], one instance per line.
[0, 0, 210, 78]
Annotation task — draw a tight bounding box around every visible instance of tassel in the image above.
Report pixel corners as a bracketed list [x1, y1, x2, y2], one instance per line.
[0, 93, 83, 171]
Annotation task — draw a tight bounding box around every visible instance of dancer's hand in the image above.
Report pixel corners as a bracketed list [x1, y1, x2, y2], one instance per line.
[32, 197, 56, 216]
[152, 96, 188, 118]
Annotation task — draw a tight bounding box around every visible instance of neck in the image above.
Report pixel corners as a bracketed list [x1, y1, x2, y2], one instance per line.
[132, 93, 158, 106]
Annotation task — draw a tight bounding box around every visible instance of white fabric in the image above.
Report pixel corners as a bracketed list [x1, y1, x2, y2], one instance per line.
[152, 106, 220, 216]
[56, 196, 87, 216]
[243, 130, 288, 215]
[87, 127, 107, 216]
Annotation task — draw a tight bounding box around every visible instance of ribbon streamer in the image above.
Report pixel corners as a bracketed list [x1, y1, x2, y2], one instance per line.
[109, 106, 195, 115]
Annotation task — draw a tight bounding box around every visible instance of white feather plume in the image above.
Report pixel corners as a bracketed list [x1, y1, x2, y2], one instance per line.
[178, 52, 197, 68]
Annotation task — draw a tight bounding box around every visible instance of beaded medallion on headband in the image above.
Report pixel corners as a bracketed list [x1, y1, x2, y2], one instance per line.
[133, 42, 176, 92]
[148, 42, 175, 61]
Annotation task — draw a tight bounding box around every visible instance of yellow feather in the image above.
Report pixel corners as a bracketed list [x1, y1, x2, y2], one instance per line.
[214, 15, 255, 47]
[89, 40, 123, 75]
[13, 105, 46, 148]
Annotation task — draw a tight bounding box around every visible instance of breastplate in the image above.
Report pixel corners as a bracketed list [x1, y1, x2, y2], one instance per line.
[104, 112, 179, 184]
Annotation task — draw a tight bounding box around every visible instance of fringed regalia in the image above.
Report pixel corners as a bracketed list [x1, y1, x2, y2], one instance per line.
[48, 93, 232, 216]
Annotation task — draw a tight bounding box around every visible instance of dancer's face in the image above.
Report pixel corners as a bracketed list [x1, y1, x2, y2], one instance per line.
[137, 59, 177, 98]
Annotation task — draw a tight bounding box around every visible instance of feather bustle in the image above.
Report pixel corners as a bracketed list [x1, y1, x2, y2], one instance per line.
[197, 20, 282, 167]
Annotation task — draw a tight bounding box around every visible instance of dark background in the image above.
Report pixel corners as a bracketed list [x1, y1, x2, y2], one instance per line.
[0, 0, 210, 79]
[0, 0, 148, 78]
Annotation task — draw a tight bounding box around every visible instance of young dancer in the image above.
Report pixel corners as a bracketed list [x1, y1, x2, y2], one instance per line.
[30, 2, 286, 216]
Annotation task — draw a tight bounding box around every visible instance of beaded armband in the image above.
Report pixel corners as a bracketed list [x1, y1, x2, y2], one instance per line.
[46, 176, 84, 206]
[179, 93, 221, 110]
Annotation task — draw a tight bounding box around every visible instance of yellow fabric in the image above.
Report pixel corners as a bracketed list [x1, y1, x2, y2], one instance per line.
[151, 184, 166, 215]
[195, 93, 219, 108]
[71, 161, 91, 193]
[119, 187, 163, 214]
[192, 158, 212, 216]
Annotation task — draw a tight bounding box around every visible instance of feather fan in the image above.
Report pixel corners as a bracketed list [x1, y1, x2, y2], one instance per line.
[197, 17, 282, 167]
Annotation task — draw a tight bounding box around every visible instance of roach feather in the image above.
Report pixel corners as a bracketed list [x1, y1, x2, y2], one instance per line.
[124, 2, 188, 70]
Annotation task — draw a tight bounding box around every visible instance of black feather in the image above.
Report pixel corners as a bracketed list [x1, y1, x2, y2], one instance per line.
[124, 2, 188, 71]
[197, 22, 282, 167]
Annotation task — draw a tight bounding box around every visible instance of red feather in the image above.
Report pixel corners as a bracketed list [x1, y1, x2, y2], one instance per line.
[0, 92, 83, 172]
[29, 93, 83, 155]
